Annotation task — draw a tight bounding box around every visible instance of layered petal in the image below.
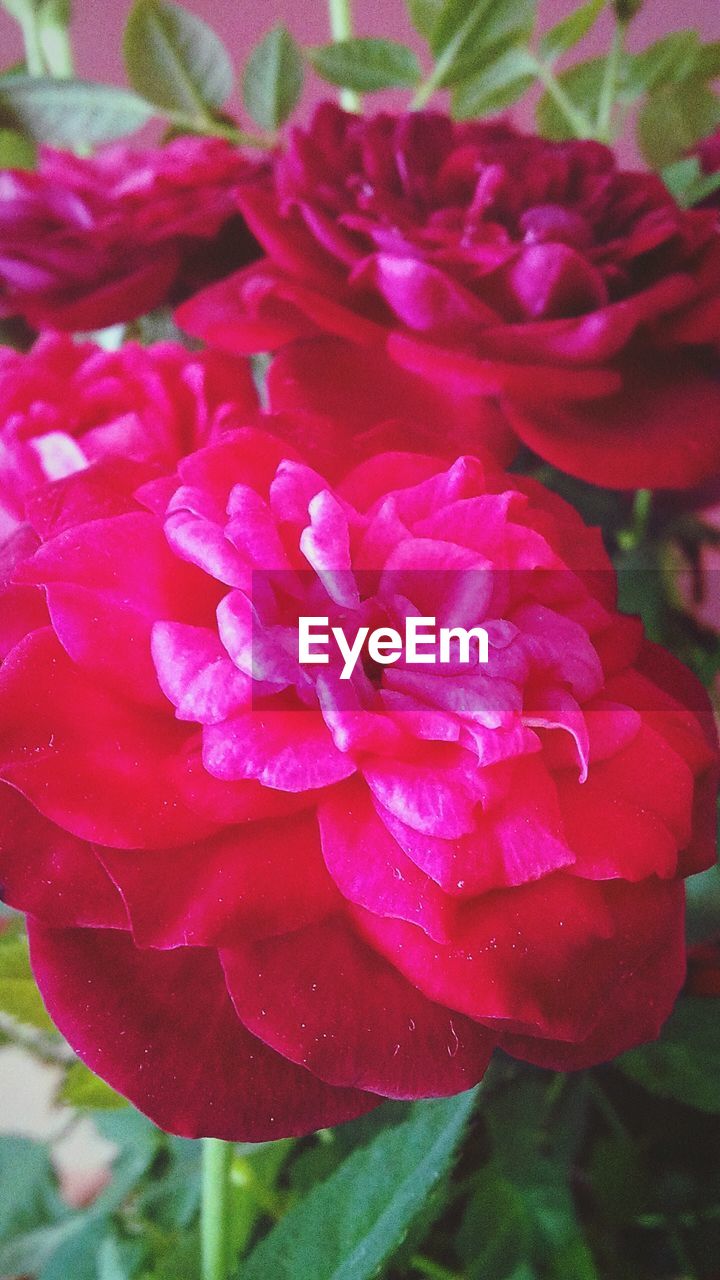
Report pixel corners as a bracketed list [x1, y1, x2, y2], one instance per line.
[29, 924, 376, 1139]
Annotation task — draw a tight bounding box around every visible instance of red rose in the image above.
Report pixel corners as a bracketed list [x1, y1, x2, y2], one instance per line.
[0, 334, 259, 537]
[0, 334, 257, 658]
[178, 105, 720, 490]
[0, 138, 262, 331]
[0, 419, 715, 1139]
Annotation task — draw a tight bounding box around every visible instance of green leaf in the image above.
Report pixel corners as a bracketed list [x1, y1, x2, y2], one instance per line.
[0, 1221, 88, 1279]
[242, 25, 303, 130]
[309, 38, 421, 92]
[240, 1090, 479, 1280]
[36, 0, 73, 80]
[61, 1062, 128, 1110]
[0, 76, 154, 144]
[480, 1076, 599, 1277]
[437, 25, 533, 91]
[150, 1234, 201, 1280]
[0, 926, 56, 1032]
[619, 997, 720, 1112]
[662, 154, 720, 208]
[423, 0, 535, 91]
[38, 0, 70, 19]
[637, 82, 720, 169]
[457, 1171, 533, 1279]
[624, 31, 702, 98]
[40, 1221, 115, 1280]
[137, 1136, 203, 1232]
[694, 40, 720, 81]
[0, 125, 35, 166]
[288, 1105, 410, 1195]
[452, 45, 536, 118]
[123, 0, 233, 118]
[406, 0, 444, 40]
[615, 542, 667, 644]
[96, 1233, 144, 1280]
[0, 0, 37, 19]
[429, 0, 535, 61]
[540, 0, 605, 63]
[536, 57, 605, 139]
[0, 1137, 61, 1243]
[686, 863, 720, 944]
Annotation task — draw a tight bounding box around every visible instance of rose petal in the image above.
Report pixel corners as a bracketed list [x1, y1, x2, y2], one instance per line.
[221, 917, 494, 1098]
[29, 923, 376, 1139]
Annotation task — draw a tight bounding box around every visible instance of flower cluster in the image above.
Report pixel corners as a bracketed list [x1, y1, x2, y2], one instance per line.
[0, 105, 718, 1143]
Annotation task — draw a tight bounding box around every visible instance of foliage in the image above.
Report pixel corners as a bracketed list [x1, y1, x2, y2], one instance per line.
[0, 0, 716, 162]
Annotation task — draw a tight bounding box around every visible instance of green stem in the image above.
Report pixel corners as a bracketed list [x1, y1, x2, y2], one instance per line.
[410, 5, 484, 110]
[596, 20, 627, 142]
[411, 1257, 465, 1280]
[201, 1139, 234, 1280]
[616, 488, 652, 552]
[531, 56, 594, 138]
[410, 53, 450, 110]
[585, 1078, 628, 1142]
[163, 109, 273, 148]
[328, 0, 360, 112]
[632, 487, 652, 543]
[19, 14, 46, 76]
[39, 22, 74, 79]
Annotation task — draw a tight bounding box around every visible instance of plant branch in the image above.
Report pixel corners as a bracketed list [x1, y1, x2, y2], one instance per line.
[530, 55, 594, 138]
[19, 12, 46, 76]
[596, 20, 627, 142]
[410, 7, 485, 110]
[162, 108, 273, 148]
[411, 1256, 465, 1280]
[328, 0, 360, 112]
[39, 22, 74, 78]
[201, 1139, 234, 1280]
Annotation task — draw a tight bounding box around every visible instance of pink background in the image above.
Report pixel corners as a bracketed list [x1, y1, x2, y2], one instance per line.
[0, 0, 717, 128]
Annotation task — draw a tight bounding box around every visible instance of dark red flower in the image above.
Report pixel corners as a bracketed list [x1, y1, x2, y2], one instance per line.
[178, 105, 720, 490]
[0, 418, 715, 1138]
[0, 138, 262, 332]
[0, 334, 258, 660]
[0, 333, 259, 541]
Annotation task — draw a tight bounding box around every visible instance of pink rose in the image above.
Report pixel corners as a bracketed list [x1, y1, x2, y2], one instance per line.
[179, 105, 720, 489]
[0, 423, 715, 1138]
[0, 138, 262, 331]
[0, 334, 257, 659]
[0, 333, 257, 543]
